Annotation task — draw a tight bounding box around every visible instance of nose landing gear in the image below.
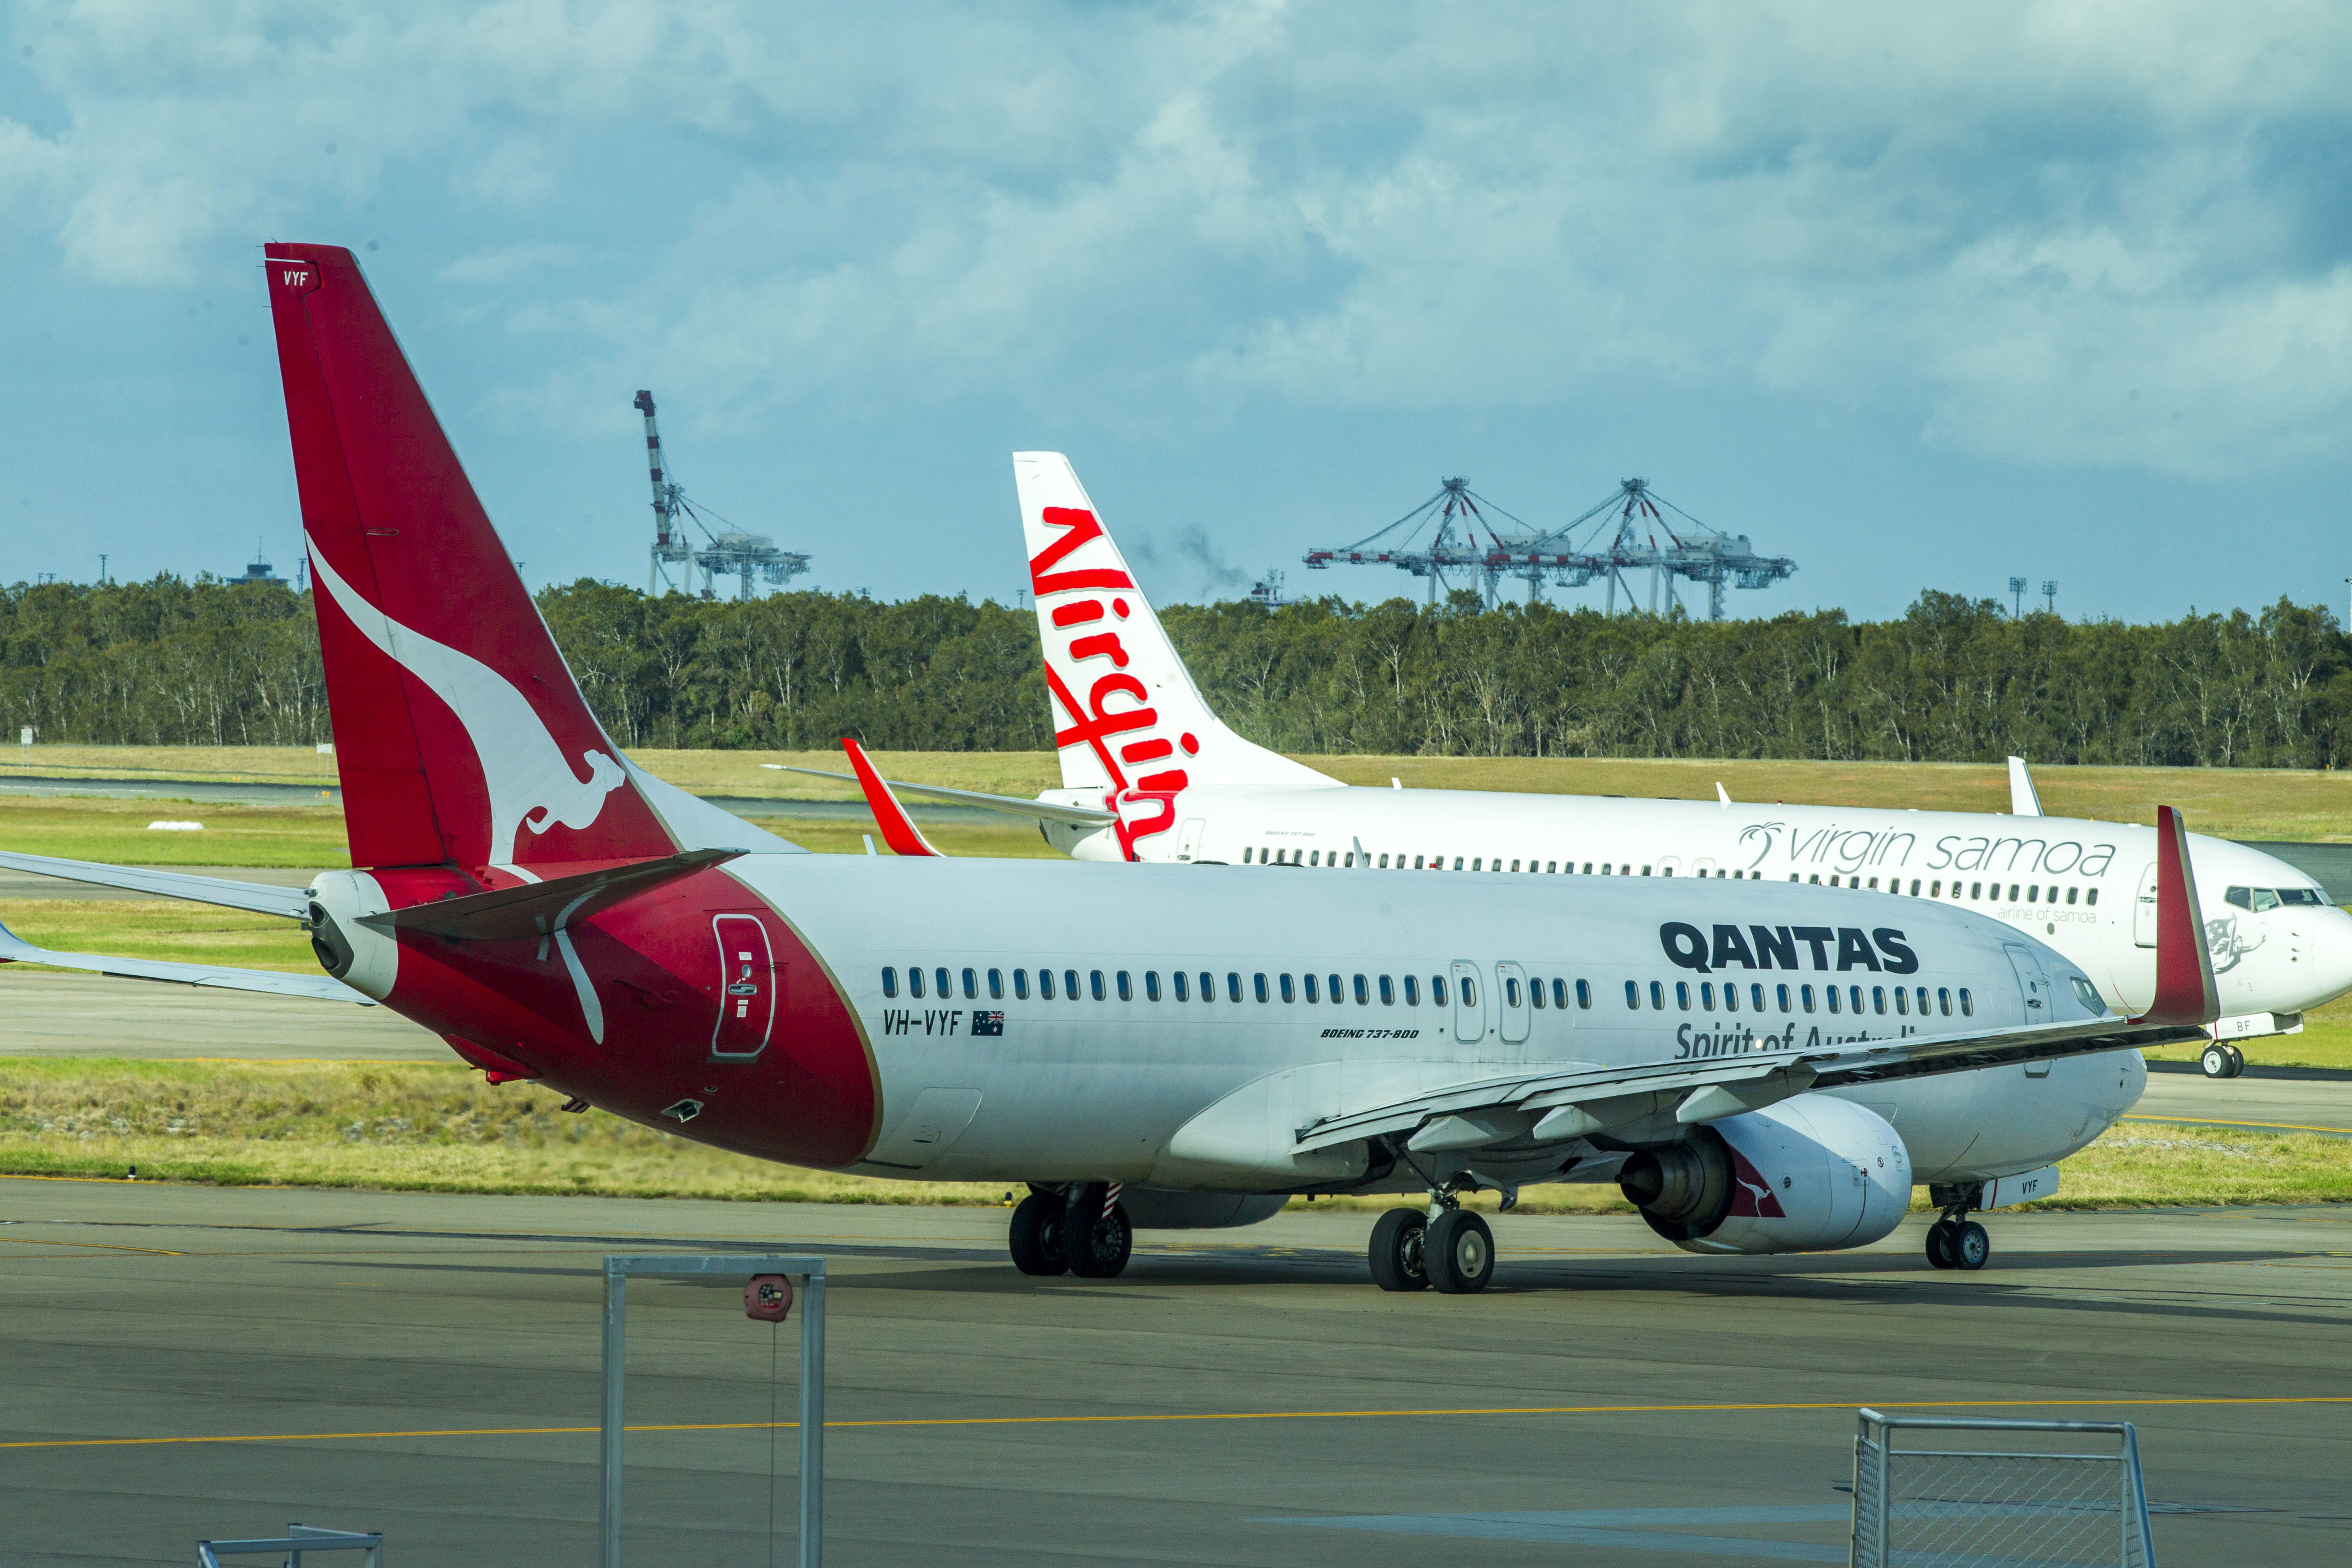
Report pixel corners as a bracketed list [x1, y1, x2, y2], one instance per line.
[1925, 1193, 1991, 1272]
[2200, 1041, 2246, 1079]
[1370, 1181, 1496, 1294]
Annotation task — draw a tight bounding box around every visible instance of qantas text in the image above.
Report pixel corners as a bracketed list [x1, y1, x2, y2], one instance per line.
[1659, 922, 1919, 975]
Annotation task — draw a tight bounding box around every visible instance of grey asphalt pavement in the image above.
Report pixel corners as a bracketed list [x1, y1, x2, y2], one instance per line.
[0, 1182, 2343, 1567]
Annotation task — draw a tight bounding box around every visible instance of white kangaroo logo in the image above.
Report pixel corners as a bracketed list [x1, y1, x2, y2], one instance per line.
[309, 539, 627, 863]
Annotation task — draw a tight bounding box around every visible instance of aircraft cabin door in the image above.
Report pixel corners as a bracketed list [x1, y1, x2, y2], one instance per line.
[1450, 961, 1486, 1044]
[2132, 862, 2158, 947]
[2003, 942, 2051, 1036]
[1176, 818, 1208, 862]
[710, 913, 777, 1061]
[1495, 961, 1531, 1047]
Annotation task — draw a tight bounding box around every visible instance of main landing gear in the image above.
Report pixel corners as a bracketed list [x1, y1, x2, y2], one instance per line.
[1370, 1183, 1497, 1294]
[1008, 1182, 1132, 1279]
[1924, 1195, 1991, 1272]
[2200, 1041, 2246, 1079]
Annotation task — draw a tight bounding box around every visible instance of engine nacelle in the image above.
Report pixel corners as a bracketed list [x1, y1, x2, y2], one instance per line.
[1618, 1095, 1911, 1256]
[304, 870, 399, 1001]
[1117, 1190, 1287, 1230]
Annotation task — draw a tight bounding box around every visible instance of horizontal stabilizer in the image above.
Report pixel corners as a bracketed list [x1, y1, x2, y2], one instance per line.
[0, 851, 310, 919]
[0, 917, 373, 1004]
[762, 765, 1116, 827]
[360, 847, 746, 942]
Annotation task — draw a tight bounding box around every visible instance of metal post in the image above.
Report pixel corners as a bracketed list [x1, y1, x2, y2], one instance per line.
[799, 1274, 826, 1568]
[600, 1266, 626, 1568]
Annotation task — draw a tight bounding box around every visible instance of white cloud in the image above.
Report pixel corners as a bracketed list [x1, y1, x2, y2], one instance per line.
[10, 0, 2352, 476]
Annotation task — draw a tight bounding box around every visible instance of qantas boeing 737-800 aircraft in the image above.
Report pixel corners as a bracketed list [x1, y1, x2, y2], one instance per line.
[0, 245, 2235, 1292]
[788, 453, 2352, 1079]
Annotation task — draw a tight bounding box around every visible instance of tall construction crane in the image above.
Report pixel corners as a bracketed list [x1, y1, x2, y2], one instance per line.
[632, 390, 812, 600]
[1302, 476, 1795, 620]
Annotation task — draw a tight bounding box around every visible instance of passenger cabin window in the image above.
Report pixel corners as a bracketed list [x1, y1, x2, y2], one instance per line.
[909, 967, 926, 1000]
[1254, 973, 1269, 1003]
[1405, 975, 1421, 1005]
[988, 968, 1004, 1000]
[1039, 969, 1054, 1000]
[963, 968, 978, 1000]
[1174, 971, 1189, 1001]
[1505, 976, 1522, 1008]
[1625, 980, 1641, 1009]
[936, 968, 951, 999]
[1649, 980, 1665, 1010]
[1433, 975, 1450, 1006]
[1801, 985, 1816, 1012]
[1200, 971, 1215, 1002]
[1117, 971, 1133, 1001]
[1379, 975, 1396, 1005]
[1146, 971, 1161, 1002]
[1280, 973, 1295, 1003]
[1226, 972, 1243, 1003]
[1304, 973, 1319, 1003]
[882, 967, 898, 998]
[1960, 988, 1975, 1017]
[1353, 974, 1370, 1005]
[1329, 973, 1345, 1004]
[1576, 980, 1592, 1008]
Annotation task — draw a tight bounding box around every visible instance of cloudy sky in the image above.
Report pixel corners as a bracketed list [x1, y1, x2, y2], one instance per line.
[4, 1, 2349, 623]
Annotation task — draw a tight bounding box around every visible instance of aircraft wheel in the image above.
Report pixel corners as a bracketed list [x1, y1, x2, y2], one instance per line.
[2226, 1044, 2247, 1078]
[1369, 1209, 1430, 1292]
[1924, 1220, 1959, 1270]
[1008, 1193, 1069, 1276]
[1426, 1208, 1496, 1295]
[1954, 1220, 1991, 1272]
[1065, 1186, 1132, 1279]
[2201, 1043, 2233, 1079]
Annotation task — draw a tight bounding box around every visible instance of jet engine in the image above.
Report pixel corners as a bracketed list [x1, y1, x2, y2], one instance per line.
[1117, 1190, 1287, 1230]
[1617, 1095, 1911, 1256]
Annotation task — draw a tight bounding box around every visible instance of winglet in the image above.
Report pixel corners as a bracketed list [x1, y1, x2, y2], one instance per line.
[841, 739, 944, 858]
[2139, 804, 2219, 1026]
[2007, 756, 2044, 817]
[1715, 782, 1731, 808]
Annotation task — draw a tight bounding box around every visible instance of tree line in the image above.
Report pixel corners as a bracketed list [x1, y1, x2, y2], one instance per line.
[5, 574, 2349, 769]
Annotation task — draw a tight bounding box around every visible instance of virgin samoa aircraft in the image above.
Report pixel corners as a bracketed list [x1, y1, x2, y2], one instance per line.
[785, 453, 2352, 1082]
[0, 245, 2222, 1293]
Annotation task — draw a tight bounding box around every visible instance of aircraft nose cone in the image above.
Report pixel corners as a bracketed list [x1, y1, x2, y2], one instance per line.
[2304, 907, 2352, 1011]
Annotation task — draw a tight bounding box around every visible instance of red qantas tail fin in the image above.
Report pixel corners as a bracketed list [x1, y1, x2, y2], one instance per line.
[265, 245, 723, 870]
[2139, 805, 2220, 1026]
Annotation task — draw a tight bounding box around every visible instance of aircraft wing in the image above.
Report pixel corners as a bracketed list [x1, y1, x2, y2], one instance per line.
[1300, 802, 2220, 1157]
[839, 739, 943, 857]
[1292, 1014, 2207, 1155]
[761, 766, 1117, 828]
[0, 850, 310, 919]
[0, 917, 374, 1004]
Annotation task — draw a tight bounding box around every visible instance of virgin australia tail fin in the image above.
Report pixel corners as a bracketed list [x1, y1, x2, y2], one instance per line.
[264, 245, 794, 869]
[1011, 452, 1336, 797]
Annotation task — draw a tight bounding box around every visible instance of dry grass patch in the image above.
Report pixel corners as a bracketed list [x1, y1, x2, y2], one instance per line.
[0, 1060, 1007, 1204]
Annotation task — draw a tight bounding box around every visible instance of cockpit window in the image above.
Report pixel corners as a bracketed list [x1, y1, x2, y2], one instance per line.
[2070, 976, 2106, 1015]
[2278, 887, 2328, 907]
[2225, 886, 2251, 909]
[2227, 886, 2322, 912]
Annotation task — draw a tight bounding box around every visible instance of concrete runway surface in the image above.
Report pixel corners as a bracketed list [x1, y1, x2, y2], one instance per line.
[1, 1182, 2346, 1566]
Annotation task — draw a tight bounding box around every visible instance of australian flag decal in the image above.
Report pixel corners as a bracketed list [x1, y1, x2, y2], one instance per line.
[970, 1011, 1005, 1037]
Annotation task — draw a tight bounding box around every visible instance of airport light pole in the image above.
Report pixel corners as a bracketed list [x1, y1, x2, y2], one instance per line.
[2008, 576, 2026, 618]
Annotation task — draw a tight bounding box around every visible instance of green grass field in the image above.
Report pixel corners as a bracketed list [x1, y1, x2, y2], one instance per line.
[14, 743, 2352, 838]
[2, 1059, 2342, 1212]
[5, 747, 2352, 1208]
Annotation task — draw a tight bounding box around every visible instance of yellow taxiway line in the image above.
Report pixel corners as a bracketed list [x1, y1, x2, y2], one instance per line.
[7, 1394, 2349, 1450]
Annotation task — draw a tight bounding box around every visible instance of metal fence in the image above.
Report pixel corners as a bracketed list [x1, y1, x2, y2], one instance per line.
[196, 1523, 381, 1567]
[1851, 1409, 2156, 1567]
[601, 1252, 828, 1568]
